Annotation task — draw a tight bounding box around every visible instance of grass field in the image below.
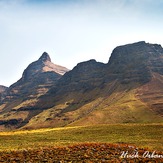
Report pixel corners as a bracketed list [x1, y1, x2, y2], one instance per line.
[0, 124, 162, 162]
[0, 123, 162, 152]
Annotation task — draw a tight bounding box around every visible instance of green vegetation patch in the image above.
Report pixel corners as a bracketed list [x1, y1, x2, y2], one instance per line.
[0, 124, 162, 151]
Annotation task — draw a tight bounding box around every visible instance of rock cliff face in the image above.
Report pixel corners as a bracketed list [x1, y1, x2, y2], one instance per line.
[53, 59, 106, 94]
[0, 86, 7, 94]
[0, 42, 163, 130]
[44, 41, 163, 103]
[21, 52, 68, 82]
[106, 41, 163, 83]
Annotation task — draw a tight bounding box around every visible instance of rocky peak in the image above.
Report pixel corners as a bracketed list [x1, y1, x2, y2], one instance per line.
[108, 41, 163, 65]
[69, 59, 105, 75]
[20, 52, 69, 82]
[55, 59, 106, 94]
[1, 52, 69, 103]
[106, 41, 163, 84]
[39, 52, 51, 62]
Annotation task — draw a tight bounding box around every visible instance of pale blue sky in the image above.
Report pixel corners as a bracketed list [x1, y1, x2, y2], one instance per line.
[0, 0, 163, 86]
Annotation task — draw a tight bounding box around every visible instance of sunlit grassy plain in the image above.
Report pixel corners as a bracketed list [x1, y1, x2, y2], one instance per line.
[0, 123, 162, 152]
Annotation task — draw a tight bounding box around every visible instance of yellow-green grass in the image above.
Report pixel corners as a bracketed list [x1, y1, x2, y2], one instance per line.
[0, 123, 162, 152]
[23, 88, 163, 129]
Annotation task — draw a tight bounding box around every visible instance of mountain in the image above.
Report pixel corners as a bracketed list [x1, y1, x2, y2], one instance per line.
[1, 52, 69, 101]
[0, 41, 163, 131]
[26, 41, 162, 129]
[0, 52, 69, 130]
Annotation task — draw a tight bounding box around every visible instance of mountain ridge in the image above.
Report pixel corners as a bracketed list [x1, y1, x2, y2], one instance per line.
[0, 41, 163, 131]
[0, 53, 69, 130]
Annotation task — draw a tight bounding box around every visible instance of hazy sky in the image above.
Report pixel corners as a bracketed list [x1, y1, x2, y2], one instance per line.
[0, 0, 163, 86]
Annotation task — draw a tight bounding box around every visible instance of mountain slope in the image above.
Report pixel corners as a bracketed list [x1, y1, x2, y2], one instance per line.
[23, 41, 163, 129]
[137, 72, 163, 115]
[0, 41, 163, 131]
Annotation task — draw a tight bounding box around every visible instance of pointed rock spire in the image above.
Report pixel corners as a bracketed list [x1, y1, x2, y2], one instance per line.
[39, 52, 51, 62]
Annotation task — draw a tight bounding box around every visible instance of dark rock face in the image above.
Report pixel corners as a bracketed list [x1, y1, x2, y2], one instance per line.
[107, 41, 163, 84]
[39, 52, 51, 62]
[0, 86, 7, 94]
[21, 52, 68, 82]
[0, 118, 22, 126]
[55, 59, 106, 93]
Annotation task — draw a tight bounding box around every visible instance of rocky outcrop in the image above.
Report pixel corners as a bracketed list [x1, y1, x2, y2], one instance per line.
[53, 59, 106, 93]
[0, 86, 7, 94]
[21, 52, 69, 82]
[106, 41, 163, 84]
